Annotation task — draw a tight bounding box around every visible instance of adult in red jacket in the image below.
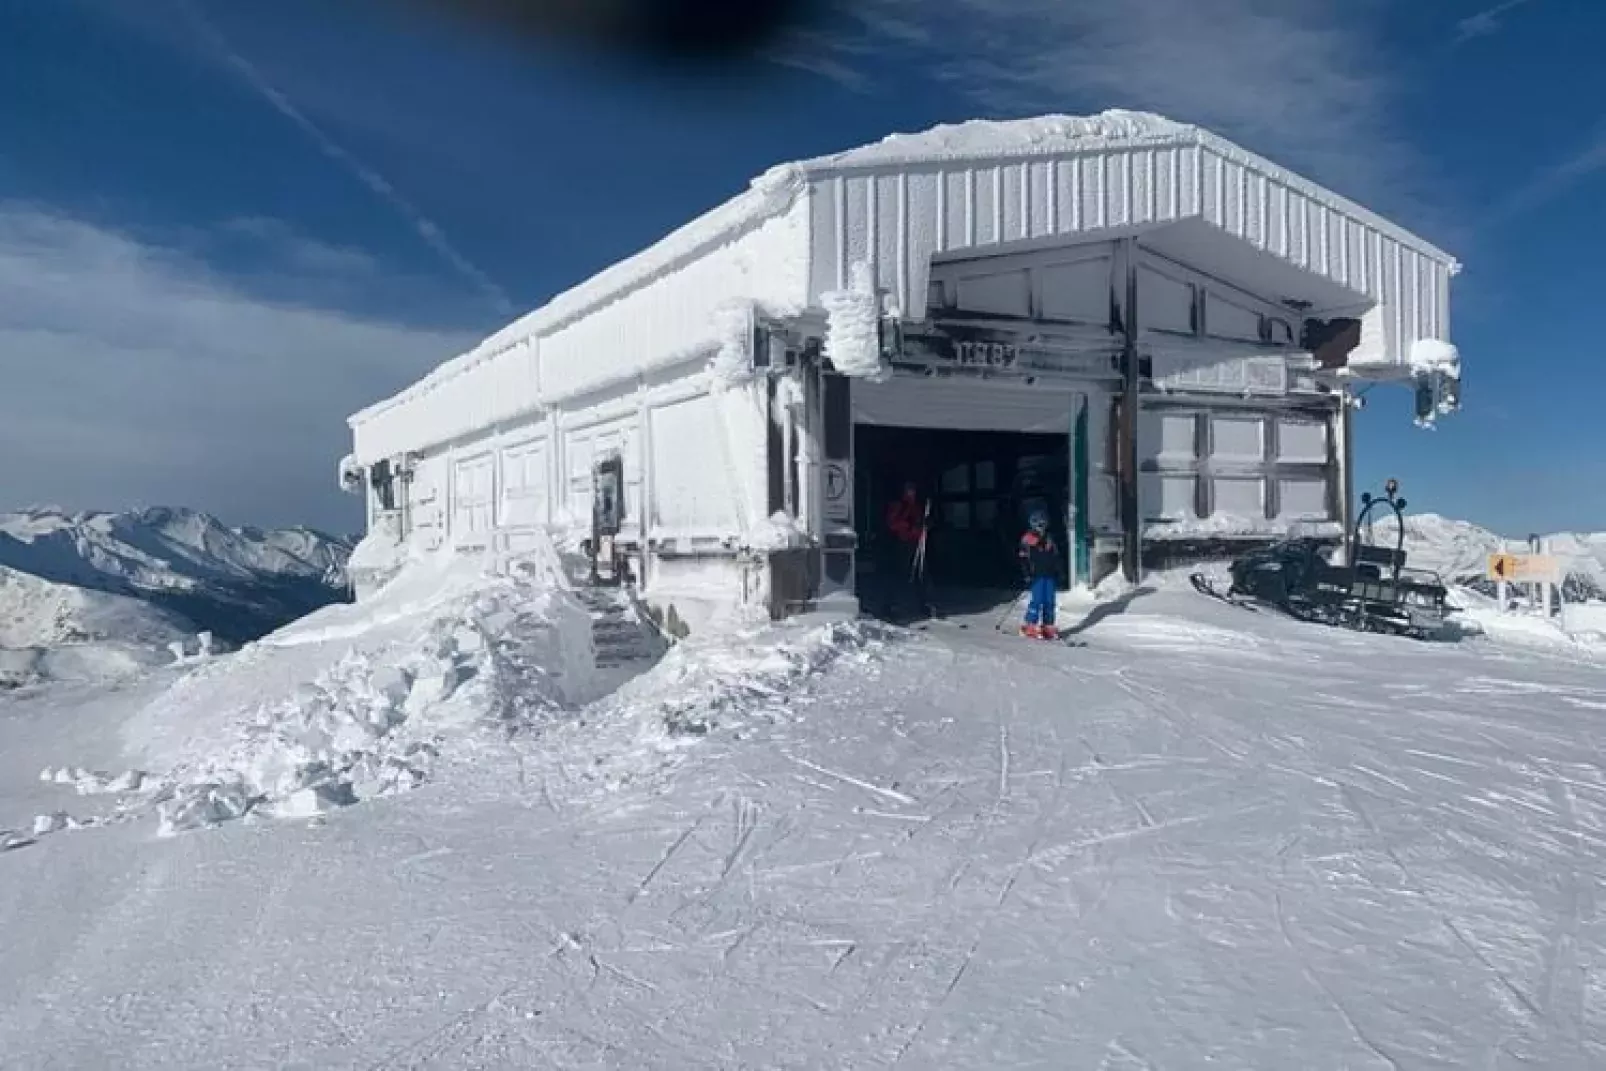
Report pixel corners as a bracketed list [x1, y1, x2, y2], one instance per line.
[882, 481, 933, 621]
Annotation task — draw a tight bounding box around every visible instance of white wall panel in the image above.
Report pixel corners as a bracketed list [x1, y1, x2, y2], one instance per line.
[1278, 478, 1328, 520]
[409, 453, 448, 551]
[1214, 476, 1264, 517]
[1212, 416, 1264, 463]
[499, 435, 549, 529]
[1278, 419, 1328, 464]
[1143, 474, 1197, 520]
[451, 452, 494, 540]
[649, 394, 739, 534]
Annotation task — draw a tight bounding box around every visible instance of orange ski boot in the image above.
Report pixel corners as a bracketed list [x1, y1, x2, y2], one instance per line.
[1039, 624, 1059, 641]
[1020, 624, 1042, 639]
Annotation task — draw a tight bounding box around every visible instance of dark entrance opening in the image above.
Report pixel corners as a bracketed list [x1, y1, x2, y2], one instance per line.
[855, 425, 1069, 616]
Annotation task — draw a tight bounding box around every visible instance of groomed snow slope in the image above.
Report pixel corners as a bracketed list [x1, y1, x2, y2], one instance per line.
[3, 576, 1605, 1067]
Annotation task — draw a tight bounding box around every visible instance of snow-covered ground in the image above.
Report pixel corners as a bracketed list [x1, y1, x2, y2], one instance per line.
[3, 549, 1605, 1068]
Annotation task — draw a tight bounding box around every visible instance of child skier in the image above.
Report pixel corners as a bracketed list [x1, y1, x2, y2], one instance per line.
[1018, 508, 1061, 639]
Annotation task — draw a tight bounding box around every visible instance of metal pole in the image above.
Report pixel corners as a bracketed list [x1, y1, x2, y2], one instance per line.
[1496, 538, 1508, 611]
[1338, 390, 1355, 565]
[1120, 238, 1142, 584]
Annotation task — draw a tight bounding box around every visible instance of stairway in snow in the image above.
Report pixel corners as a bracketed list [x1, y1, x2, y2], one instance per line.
[573, 585, 669, 674]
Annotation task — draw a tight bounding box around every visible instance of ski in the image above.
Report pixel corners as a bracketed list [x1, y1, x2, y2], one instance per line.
[1189, 571, 1259, 612]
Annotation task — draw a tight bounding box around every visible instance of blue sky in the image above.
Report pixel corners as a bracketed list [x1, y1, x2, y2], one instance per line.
[0, 0, 1602, 536]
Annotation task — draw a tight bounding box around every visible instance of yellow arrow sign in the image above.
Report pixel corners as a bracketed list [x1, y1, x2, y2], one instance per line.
[1487, 553, 1561, 583]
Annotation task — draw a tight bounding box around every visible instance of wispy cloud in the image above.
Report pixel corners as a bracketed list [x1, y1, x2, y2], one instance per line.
[0, 204, 476, 530]
[1483, 127, 1606, 227]
[783, 0, 1432, 224]
[177, 0, 515, 316]
[1453, 0, 1539, 43]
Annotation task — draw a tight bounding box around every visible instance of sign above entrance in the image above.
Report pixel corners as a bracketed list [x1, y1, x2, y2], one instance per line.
[895, 323, 1117, 381]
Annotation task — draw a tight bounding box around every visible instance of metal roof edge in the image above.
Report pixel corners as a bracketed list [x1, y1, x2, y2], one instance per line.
[790, 129, 1198, 177]
[792, 123, 1461, 275]
[1190, 130, 1461, 271]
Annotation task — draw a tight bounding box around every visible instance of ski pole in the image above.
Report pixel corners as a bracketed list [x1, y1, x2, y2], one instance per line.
[994, 589, 1027, 631]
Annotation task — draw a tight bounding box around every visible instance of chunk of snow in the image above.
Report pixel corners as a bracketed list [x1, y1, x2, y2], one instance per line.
[32, 813, 69, 836]
[1144, 515, 1342, 541]
[809, 109, 1185, 169]
[268, 782, 358, 820]
[707, 300, 755, 387]
[1562, 602, 1606, 643]
[1409, 338, 1460, 378]
[820, 262, 890, 381]
[745, 512, 809, 553]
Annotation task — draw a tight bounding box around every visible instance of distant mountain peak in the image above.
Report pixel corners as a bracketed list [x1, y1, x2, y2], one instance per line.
[0, 505, 354, 645]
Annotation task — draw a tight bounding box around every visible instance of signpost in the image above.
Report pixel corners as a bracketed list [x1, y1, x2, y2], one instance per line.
[1487, 547, 1562, 616]
[1486, 553, 1560, 583]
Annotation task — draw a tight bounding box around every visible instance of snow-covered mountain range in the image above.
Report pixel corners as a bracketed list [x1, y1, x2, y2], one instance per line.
[1401, 513, 1606, 601]
[0, 506, 354, 652]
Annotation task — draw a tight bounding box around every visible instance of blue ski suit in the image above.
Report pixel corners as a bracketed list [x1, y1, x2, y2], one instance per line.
[1018, 528, 1061, 626]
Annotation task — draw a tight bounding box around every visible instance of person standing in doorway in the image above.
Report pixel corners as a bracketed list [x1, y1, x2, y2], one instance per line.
[883, 480, 933, 621]
[1018, 507, 1061, 639]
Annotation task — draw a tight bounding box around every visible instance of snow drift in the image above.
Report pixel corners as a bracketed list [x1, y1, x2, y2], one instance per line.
[56, 532, 880, 838]
[0, 505, 353, 644]
[106, 548, 593, 835]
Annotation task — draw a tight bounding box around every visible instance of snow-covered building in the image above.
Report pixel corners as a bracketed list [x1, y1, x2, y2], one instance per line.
[342, 111, 1461, 630]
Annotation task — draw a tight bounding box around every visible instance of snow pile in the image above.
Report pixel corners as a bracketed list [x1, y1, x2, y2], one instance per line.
[540, 617, 889, 804]
[1144, 514, 1342, 541]
[103, 552, 595, 835]
[647, 620, 886, 739]
[0, 505, 353, 643]
[1409, 337, 1461, 378]
[344, 513, 417, 601]
[37, 766, 150, 795]
[811, 109, 1185, 168]
[820, 261, 890, 380]
[744, 511, 809, 553]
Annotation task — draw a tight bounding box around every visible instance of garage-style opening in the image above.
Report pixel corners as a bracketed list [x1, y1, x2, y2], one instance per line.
[855, 424, 1071, 618]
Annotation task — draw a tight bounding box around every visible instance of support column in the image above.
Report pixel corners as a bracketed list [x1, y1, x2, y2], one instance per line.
[1337, 388, 1355, 562]
[1119, 238, 1142, 584]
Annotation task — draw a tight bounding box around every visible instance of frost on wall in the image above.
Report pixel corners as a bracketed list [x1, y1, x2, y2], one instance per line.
[708, 300, 756, 388]
[821, 262, 891, 381]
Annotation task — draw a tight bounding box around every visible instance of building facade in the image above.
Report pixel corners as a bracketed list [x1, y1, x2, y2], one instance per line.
[341, 111, 1461, 631]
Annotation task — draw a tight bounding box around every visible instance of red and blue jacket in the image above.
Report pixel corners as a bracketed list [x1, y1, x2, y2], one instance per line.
[1018, 529, 1060, 579]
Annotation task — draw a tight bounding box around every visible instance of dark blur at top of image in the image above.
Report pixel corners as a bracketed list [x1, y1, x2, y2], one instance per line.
[384, 0, 821, 68]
